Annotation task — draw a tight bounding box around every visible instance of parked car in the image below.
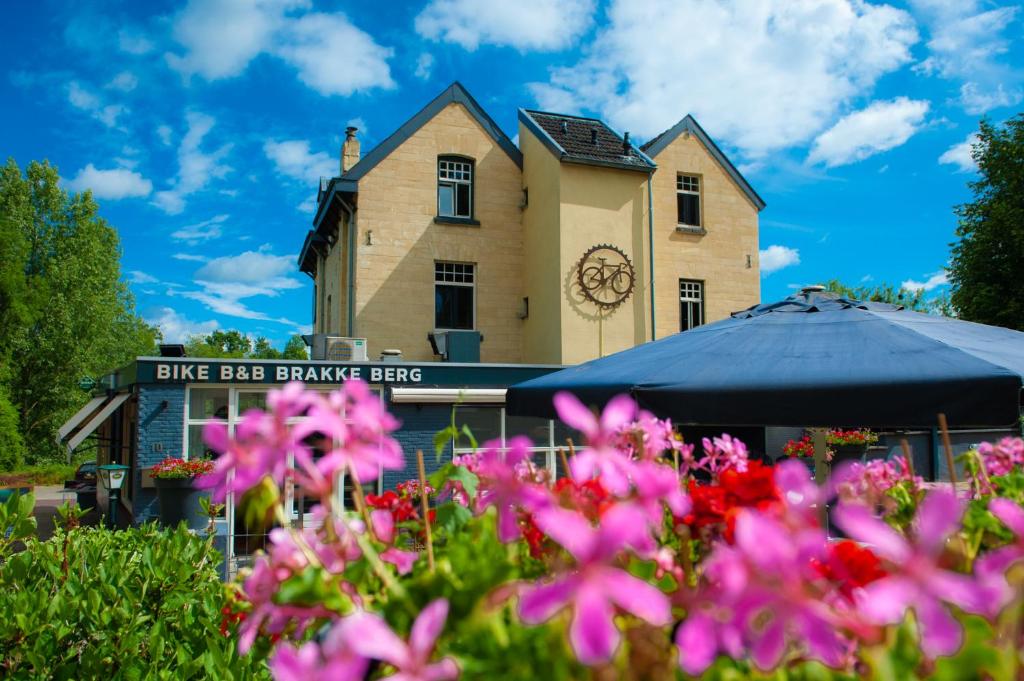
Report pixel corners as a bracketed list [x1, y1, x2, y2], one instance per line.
[64, 461, 97, 510]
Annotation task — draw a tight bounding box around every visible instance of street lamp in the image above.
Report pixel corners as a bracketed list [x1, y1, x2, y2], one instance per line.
[97, 464, 129, 528]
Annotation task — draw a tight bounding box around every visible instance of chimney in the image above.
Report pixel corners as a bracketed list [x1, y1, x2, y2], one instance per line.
[341, 126, 360, 174]
[622, 131, 631, 153]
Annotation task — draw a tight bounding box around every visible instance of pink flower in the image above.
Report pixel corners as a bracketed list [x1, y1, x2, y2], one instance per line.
[977, 437, 1024, 477]
[270, 637, 368, 681]
[629, 460, 690, 531]
[700, 434, 749, 476]
[475, 436, 551, 542]
[347, 599, 459, 680]
[370, 508, 420, 575]
[974, 498, 1024, 615]
[554, 392, 638, 496]
[834, 489, 985, 657]
[616, 411, 681, 461]
[518, 504, 670, 664]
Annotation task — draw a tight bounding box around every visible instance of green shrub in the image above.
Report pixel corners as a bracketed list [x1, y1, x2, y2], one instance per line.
[0, 385, 25, 471]
[0, 509, 270, 679]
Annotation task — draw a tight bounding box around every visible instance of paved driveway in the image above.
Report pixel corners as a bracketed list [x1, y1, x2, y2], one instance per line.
[31, 485, 100, 541]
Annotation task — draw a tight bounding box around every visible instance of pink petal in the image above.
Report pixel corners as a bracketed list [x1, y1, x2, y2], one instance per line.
[676, 611, 719, 675]
[989, 498, 1024, 537]
[496, 506, 522, 543]
[601, 567, 671, 626]
[569, 583, 620, 665]
[749, 614, 786, 671]
[593, 503, 652, 560]
[798, 611, 845, 667]
[597, 454, 632, 496]
[914, 489, 963, 556]
[381, 548, 418, 575]
[423, 658, 460, 681]
[409, 599, 449, 662]
[202, 421, 229, 454]
[269, 642, 320, 681]
[734, 511, 794, 570]
[345, 612, 410, 668]
[857, 576, 917, 624]
[553, 392, 598, 440]
[534, 507, 597, 561]
[371, 509, 394, 543]
[774, 459, 819, 510]
[600, 394, 638, 433]
[915, 596, 963, 658]
[924, 568, 985, 614]
[569, 450, 598, 484]
[832, 503, 910, 563]
[519, 575, 577, 624]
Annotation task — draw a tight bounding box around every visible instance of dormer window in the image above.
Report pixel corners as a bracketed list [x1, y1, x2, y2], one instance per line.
[677, 174, 701, 229]
[438, 156, 473, 219]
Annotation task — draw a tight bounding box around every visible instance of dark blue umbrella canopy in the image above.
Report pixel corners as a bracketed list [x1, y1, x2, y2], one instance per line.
[506, 290, 1024, 428]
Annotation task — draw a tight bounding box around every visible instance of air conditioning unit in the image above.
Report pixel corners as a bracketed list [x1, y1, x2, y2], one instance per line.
[308, 335, 368, 361]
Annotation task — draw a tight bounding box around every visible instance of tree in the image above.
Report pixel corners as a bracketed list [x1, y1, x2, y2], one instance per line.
[281, 335, 308, 360]
[948, 116, 1024, 330]
[823, 279, 930, 312]
[0, 159, 159, 464]
[184, 330, 308, 360]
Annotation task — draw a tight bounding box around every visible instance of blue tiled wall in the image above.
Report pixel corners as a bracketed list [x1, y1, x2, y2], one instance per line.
[133, 384, 186, 522]
[386, 404, 454, 489]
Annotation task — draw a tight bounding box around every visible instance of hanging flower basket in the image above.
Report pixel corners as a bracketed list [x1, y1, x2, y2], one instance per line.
[826, 429, 878, 465]
[151, 458, 214, 530]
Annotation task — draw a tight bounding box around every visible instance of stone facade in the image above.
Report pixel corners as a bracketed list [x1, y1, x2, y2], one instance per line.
[132, 384, 185, 522]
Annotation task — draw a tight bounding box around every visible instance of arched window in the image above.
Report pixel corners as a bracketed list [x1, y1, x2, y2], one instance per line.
[437, 156, 473, 219]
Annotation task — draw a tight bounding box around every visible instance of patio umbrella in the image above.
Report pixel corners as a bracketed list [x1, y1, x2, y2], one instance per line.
[506, 289, 1024, 428]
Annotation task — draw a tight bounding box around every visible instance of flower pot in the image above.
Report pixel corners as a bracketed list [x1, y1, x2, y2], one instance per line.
[831, 443, 869, 465]
[154, 477, 208, 530]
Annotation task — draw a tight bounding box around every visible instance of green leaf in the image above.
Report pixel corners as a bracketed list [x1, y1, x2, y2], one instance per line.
[433, 502, 473, 535]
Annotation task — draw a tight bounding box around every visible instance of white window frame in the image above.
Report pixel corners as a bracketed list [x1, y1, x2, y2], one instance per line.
[450, 406, 559, 481]
[676, 173, 702, 229]
[434, 261, 476, 331]
[437, 158, 473, 219]
[679, 279, 704, 331]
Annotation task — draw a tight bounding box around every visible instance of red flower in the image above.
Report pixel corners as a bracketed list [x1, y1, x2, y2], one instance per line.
[684, 461, 781, 541]
[812, 539, 887, 599]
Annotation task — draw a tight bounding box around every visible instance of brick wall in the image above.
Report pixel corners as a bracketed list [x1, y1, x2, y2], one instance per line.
[133, 384, 186, 522]
[384, 404, 453, 490]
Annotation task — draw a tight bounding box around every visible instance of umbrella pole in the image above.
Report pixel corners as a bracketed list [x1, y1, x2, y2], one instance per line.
[598, 310, 604, 358]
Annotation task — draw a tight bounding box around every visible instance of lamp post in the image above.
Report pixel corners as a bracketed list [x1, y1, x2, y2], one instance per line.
[97, 464, 129, 529]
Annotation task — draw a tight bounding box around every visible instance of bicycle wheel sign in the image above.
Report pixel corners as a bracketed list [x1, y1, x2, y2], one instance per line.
[575, 244, 636, 309]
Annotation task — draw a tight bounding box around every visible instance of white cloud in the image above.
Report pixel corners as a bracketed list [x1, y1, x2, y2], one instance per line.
[118, 28, 154, 55]
[156, 124, 173, 146]
[67, 81, 126, 128]
[172, 253, 209, 262]
[415, 0, 594, 51]
[107, 71, 138, 92]
[128, 270, 159, 284]
[528, 0, 917, 158]
[415, 52, 435, 80]
[297, 196, 316, 214]
[901, 272, 948, 292]
[808, 97, 930, 167]
[146, 306, 218, 344]
[153, 111, 232, 214]
[166, 0, 394, 96]
[759, 245, 801, 275]
[66, 164, 153, 199]
[939, 133, 980, 173]
[182, 247, 302, 324]
[910, 1, 1021, 113]
[264, 139, 335, 183]
[171, 214, 229, 244]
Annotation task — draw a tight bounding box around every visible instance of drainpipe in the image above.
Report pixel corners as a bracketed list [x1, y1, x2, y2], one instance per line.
[338, 198, 357, 336]
[647, 175, 656, 341]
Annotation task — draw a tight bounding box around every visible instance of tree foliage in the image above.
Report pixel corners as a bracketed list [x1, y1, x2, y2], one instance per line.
[185, 330, 308, 360]
[949, 116, 1024, 330]
[0, 159, 159, 464]
[823, 278, 931, 311]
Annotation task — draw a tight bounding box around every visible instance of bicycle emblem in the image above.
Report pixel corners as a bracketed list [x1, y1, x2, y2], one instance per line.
[575, 244, 636, 309]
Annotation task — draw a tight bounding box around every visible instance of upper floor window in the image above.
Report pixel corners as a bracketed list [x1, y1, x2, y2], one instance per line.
[435, 261, 475, 329]
[438, 157, 473, 219]
[680, 279, 704, 332]
[677, 174, 701, 229]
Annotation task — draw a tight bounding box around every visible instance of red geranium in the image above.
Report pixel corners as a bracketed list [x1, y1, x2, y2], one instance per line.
[812, 539, 887, 600]
[684, 461, 781, 541]
[150, 457, 215, 479]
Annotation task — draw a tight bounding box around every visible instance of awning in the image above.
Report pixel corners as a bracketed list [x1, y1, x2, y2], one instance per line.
[59, 393, 131, 457]
[56, 395, 107, 442]
[389, 387, 507, 404]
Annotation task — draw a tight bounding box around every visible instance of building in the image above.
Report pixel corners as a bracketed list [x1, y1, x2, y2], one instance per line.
[299, 82, 764, 365]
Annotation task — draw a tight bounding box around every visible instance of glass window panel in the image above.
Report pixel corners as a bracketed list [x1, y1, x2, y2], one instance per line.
[438, 184, 454, 216]
[455, 183, 470, 217]
[505, 414, 550, 447]
[188, 388, 229, 420]
[435, 284, 473, 329]
[553, 421, 585, 450]
[187, 424, 219, 459]
[679, 193, 700, 226]
[236, 391, 267, 416]
[451, 406, 501, 445]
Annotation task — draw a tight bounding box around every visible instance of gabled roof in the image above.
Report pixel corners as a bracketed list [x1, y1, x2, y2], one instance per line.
[641, 115, 765, 211]
[341, 81, 522, 184]
[519, 109, 656, 173]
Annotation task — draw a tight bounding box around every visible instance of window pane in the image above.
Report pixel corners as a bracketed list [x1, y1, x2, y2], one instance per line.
[553, 421, 585, 450]
[187, 424, 218, 459]
[679, 194, 700, 226]
[236, 392, 267, 416]
[455, 183, 470, 217]
[505, 414, 550, 447]
[435, 284, 473, 329]
[189, 388, 229, 420]
[451, 406, 501, 445]
[438, 184, 454, 216]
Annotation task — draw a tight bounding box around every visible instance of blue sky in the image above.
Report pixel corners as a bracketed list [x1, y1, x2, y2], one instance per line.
[2, 0, 1020, 347]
